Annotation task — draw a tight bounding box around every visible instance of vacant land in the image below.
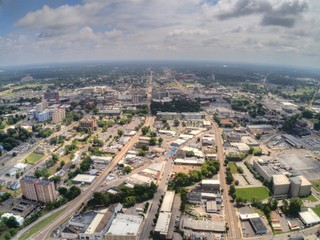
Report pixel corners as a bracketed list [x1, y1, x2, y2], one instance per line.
[228, 162, 238, 174]
[19, 207, 66, 240]
[24, 153, 44, 164]
[235, 187, 270, 201]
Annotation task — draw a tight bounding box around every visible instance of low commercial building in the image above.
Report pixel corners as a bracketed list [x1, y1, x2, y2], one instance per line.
[206, 201, 220, 213]
[154, 212, 171, 239]
[249, 217, 268, 235]
[91, 156, 113, 165]
[272, 175, 290, 197]
[174, 158, 205, 166]
[230, 142, 250, 152]
[182, 218, 225, 233]
[241, 136, 259, 147]
[156, 112, 178, 120]
[201, 179, 220, 191]
[105, 214, 143, 240]
[247, 124, 274, 135]
[290, 175, 312, 197]
[299, 208, 320, 227]
[282, 134, 303, 148]
[202, 134, 215, 146]
[181, 112, 205, 120]
[73, 174, 96, 185]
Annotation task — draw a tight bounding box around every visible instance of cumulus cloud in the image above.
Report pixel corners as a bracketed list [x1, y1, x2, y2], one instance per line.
[209, 0, 309, 28]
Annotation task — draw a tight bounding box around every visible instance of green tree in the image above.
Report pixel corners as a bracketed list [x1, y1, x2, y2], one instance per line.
[124, 166, 132, 174]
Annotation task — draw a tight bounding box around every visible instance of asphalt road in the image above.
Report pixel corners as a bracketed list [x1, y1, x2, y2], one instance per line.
[15, 116, 155, 240]
[206, 113, 242, 240]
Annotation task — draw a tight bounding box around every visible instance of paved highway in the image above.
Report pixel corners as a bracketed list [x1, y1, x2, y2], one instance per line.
[206, 113, 242, 240]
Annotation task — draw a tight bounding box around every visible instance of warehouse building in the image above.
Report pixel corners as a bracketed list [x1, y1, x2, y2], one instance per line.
[182, 218, 225, 233]
[160, 191, 175, 213]
[249, 217, 268, 235]
[73, 174, 96, 185]
[272, 175, 291, 197]
[290, 175, 312, 197]
[153, 212, 171, 239]
[105, 214, 143, 240]
[299, 208, 320, 227]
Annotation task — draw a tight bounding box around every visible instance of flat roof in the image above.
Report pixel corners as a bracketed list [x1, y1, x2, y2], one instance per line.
[183, 218, 225, 232]
[160, 191, 175, 213]
[73, 174, 96, 183]
[85, 208, 109, 234]
[239, 213, 260, 220]
[106, 214, 143, 236]
[202, 179, 220, 185]
[299, 208, 320, 225]
[154, 212, 171, 234]
[249, 217, 267, 233]
[272, 175, 290, 185]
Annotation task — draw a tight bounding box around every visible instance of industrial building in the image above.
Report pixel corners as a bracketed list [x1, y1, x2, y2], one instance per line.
[272, 175, 291, 197]
[105, 214, 143, 240]
[154, 212, 172, 239]
[73, 174, 96, 185]
[160, 191, 175, 213]
[206, 201, 220, 213]
[61, 204, 122, 240]
[20, 176, 57, 203]
[182, 218, 225, 233]
[202, 134, 215, 146]
[290, 175, 312, 197]
[299, 208, 320, 227]
[239, 213, 267, 235]
[91, 156, 113, 165]
[174, 158, 205, 166]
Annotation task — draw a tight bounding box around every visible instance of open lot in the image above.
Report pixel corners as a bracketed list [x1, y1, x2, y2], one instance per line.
[24, 152, 44, 165]
[172, 165, 201, 174]
[235, 187, 270, 202]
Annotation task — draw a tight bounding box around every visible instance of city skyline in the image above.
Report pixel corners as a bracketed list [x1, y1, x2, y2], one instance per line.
[1, 0, 320, 69]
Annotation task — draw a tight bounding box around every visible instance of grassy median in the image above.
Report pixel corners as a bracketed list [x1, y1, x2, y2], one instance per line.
[19, 207, 66, 240]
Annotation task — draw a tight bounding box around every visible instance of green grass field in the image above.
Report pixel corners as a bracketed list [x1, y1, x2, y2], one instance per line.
[235, 187, 270, 202]
[311, 180, 320, 192]
[24, 153, 44, 164]
[228, 162, 239, 174]
[19, 207, 66, 240]
[312, 207, 320, 217]
[300, 194, 318, 202]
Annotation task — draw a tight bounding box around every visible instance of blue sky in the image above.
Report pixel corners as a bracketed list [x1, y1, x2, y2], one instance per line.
[0, 0, 319, 69]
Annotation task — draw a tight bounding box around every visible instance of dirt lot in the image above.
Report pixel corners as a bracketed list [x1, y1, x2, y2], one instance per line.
[172, 165, 201, 174]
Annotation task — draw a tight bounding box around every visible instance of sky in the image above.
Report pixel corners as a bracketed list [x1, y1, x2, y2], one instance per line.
[0, 0, 319, 69]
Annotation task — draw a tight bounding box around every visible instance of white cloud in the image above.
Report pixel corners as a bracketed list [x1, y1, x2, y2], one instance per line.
[0, 0, 319, 68]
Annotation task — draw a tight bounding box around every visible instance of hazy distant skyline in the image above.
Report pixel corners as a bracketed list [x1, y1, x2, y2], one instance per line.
[1, 0, 319, 69]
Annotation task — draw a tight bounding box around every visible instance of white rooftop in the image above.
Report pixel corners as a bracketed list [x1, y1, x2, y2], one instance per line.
[160, 191, 175, 213]
[73, 174, 96, 184]
[106, 214, 143, 237]
[154, 212, 171, 234]
[273, 174, 290, 185]
[299, 208, 320, 225]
